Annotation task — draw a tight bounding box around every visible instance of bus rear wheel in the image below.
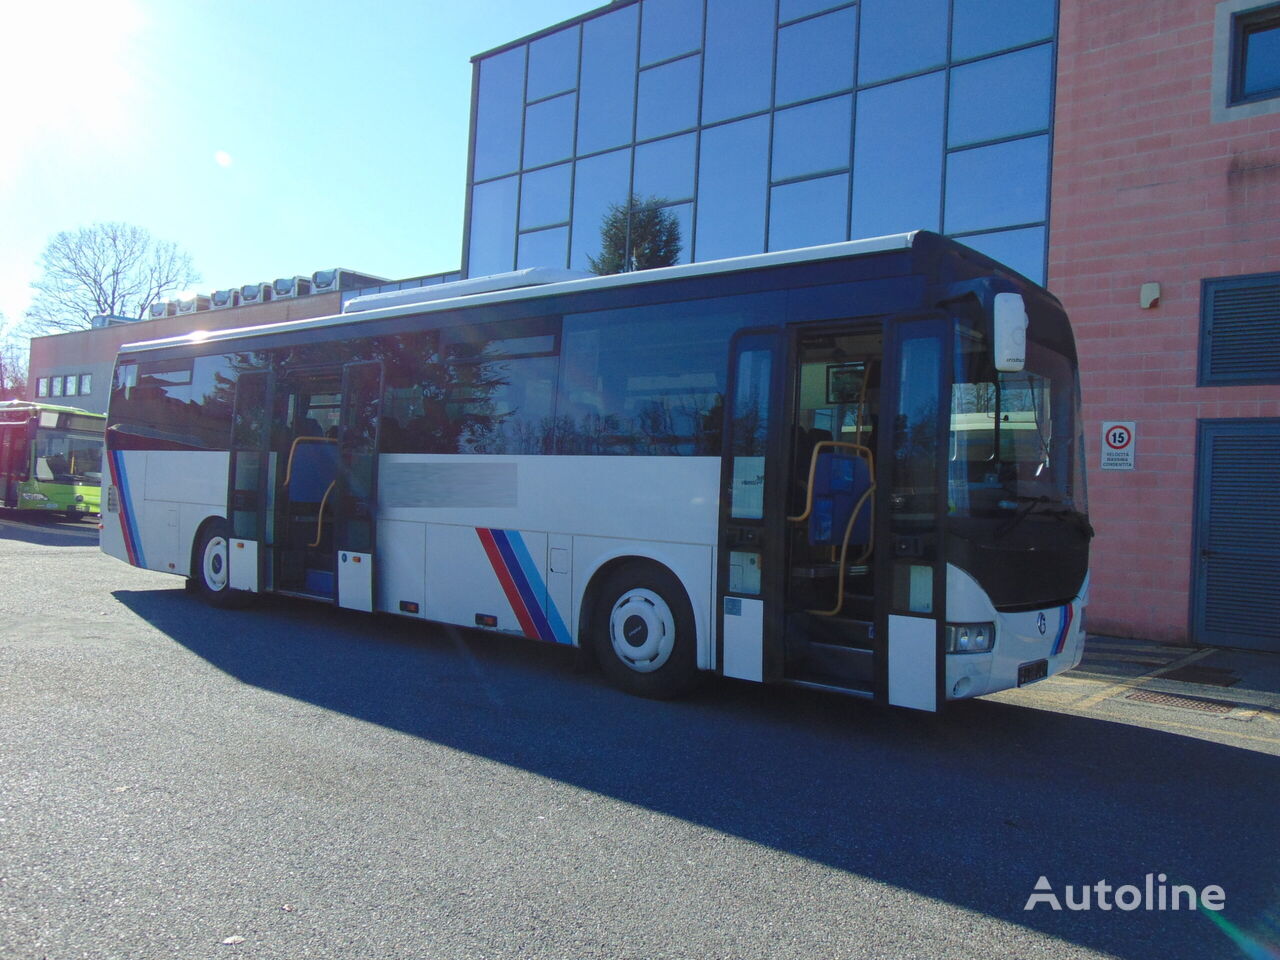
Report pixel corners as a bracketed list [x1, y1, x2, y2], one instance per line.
[592, 563, 698, 700]
[191, 520, 252, 609]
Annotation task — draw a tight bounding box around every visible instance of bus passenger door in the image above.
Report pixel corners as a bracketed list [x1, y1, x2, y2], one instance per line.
[882, 317, 948, 711]
[718, 331, 785, 684]
[227, 371, 272, 592]
[334, 361, 382, 612]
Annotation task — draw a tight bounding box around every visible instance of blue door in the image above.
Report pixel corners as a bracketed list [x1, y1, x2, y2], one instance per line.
[1192, 419, 1280, 652]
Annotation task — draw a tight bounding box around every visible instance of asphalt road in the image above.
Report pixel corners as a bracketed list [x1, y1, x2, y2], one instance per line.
[1, 513, 1277, 959]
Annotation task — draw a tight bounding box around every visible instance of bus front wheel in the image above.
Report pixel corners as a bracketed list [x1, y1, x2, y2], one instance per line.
[191, 520, 252, 609]
[592, 563, 698, 700]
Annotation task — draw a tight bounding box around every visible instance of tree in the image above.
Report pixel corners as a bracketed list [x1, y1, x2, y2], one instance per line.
[0, 327, 27, 401]
[23, 222, 200, 334]
[588, 194, 683, 275]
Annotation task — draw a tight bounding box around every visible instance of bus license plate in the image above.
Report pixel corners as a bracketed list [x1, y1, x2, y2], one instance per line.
[1018, 659, 1049, 686]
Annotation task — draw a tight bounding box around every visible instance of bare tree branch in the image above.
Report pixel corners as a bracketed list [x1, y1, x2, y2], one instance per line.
[22, 222, 199, 334]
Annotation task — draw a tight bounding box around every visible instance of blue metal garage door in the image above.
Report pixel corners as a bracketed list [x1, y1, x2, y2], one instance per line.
[1192, 419, 1280, 652]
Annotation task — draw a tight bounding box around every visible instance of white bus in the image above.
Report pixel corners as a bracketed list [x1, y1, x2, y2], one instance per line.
[101, 232, 1091, 710]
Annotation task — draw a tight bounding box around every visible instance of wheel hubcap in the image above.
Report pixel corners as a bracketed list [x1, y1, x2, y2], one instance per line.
[203, 536, 229, 592]
[609, 588, 674, 673]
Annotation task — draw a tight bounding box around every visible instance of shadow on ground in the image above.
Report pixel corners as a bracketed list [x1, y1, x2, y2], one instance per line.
[115, 587, 1280, 960]
[0, 510, 99, 547]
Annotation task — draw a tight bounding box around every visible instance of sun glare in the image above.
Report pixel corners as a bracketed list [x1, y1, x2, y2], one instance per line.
[0, 0, 144, 173]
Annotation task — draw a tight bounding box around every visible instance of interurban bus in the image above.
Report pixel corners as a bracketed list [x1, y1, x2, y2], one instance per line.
[101, 232, 1091, 710]
[0, 401, 105, 520]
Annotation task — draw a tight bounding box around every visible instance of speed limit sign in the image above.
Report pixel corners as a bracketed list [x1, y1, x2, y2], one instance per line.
[1101, 421, 1135, 470]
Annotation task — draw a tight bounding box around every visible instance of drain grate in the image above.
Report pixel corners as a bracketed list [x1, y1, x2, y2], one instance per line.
[1125, 689, 1237, 713]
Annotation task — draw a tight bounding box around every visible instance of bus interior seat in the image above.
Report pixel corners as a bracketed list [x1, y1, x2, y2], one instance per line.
[808, 450, 872, 547]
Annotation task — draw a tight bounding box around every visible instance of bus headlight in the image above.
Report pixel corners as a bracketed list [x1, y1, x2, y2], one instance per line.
[946, 622, 994, 654]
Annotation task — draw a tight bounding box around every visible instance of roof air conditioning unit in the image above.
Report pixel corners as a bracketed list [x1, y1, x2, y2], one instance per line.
[175, 294, 211, 315]
[272, 276, 312, 299]
[240, 282, 273, 305]
[311, 268, 387, 294]
[210, 289, 240, 310]
[148, 301, 176, 319]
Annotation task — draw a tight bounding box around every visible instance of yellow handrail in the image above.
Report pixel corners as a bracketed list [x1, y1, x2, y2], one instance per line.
[308, 481, 337, 548]
[283, 435, 336, 487]
[788, 440, 875, 523]
[807, 484, 875, 616]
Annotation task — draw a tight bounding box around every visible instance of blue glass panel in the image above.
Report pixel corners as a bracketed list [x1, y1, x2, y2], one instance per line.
[779, 0, 851, 23]
[527, 25, 579, 102]
[634, 133, 696, 202]
[640, 0, 704, 66]
[696, 116, 769, 261]
[775, 8, 856, 106]
[944, 135, 1049, 234]
[517, 226, 570, 270]
[858, 0, 948, 84]
[1244, 24, 1280, 98]
[520, 163, 572, 230]
[468, 176, 519, 277]
[948, 45, 1052, 147]
[522, 93, 576, 169]
[952, 0, 1055, 60]
[772, 95, 851, 182]
[571, 148, 632, 272]
[473, 46, 526, 182]
[851, 72, 944, 238]
[703, 0, 774, 124]
[956, 226, 1046, 285]
[769, 174, 849, 251]
[637, 55, 701, 141]
[577, 5, 639, 156]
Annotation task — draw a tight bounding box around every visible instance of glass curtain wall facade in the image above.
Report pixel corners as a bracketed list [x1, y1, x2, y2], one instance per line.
[465, 0, 1057, 284]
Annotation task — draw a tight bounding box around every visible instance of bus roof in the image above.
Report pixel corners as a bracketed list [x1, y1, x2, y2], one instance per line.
[0, 400, 104, 420]
[117, 233, 924, 357]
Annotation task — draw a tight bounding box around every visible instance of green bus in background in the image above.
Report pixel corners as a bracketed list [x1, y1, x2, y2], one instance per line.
[0, 401, 105, 521]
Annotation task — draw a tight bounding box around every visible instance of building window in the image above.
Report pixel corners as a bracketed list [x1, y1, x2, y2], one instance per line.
[50, 376, 63, 398]
[64, 376, 78, 397]
[79, 374, 92, 395]
[1199, 272, 1280, 385]
[1231, 4, 1280, 105]
[36, 377, 49, 397]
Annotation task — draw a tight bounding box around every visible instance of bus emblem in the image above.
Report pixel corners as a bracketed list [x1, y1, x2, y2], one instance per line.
[1037, 613, 1047, 635]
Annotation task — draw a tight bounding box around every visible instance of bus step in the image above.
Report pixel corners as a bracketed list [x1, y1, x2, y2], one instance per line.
[781, 678, 875, 700]
[786, 611, 876, 648]
[784, 639, 876, 690]
[791, 564, 870, 579]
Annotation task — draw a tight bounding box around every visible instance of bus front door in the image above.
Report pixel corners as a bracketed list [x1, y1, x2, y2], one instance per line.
[332, 361, 382, 612]
[775, 324, 885, 699]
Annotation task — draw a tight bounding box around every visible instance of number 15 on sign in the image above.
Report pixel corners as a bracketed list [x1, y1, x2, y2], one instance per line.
[1101, 421, 1135, 470]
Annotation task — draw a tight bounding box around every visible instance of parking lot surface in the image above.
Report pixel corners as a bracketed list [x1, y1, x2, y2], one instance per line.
[2, 515, 1277, 959]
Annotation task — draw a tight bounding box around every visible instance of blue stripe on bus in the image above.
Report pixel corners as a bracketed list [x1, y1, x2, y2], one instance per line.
[112, 450, 146, 568]
[490, 530, 557, 645]
[504, 530, 573, 646]
[1053, 603, 1073, 656]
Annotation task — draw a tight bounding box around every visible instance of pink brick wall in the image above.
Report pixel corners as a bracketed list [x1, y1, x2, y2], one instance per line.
[1050, 0, 1280, 642]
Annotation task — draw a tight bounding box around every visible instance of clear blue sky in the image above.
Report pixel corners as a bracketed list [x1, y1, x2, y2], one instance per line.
[0, 0, 594, 332]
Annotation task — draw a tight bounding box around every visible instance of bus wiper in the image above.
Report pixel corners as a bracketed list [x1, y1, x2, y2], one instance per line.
[996, 495, 1093, 541]
[994, 495, 1053, 540]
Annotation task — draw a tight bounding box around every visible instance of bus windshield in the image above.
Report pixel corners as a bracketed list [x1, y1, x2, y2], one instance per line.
[948, 321, 1089, 532]
[34, 429, 104, 486]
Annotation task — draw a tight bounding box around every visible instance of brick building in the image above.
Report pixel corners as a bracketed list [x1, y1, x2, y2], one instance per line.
[1051, 0, 1280, 646]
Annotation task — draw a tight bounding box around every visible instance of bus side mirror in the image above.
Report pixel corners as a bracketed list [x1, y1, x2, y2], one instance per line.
[993, 293, 1028, 372]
